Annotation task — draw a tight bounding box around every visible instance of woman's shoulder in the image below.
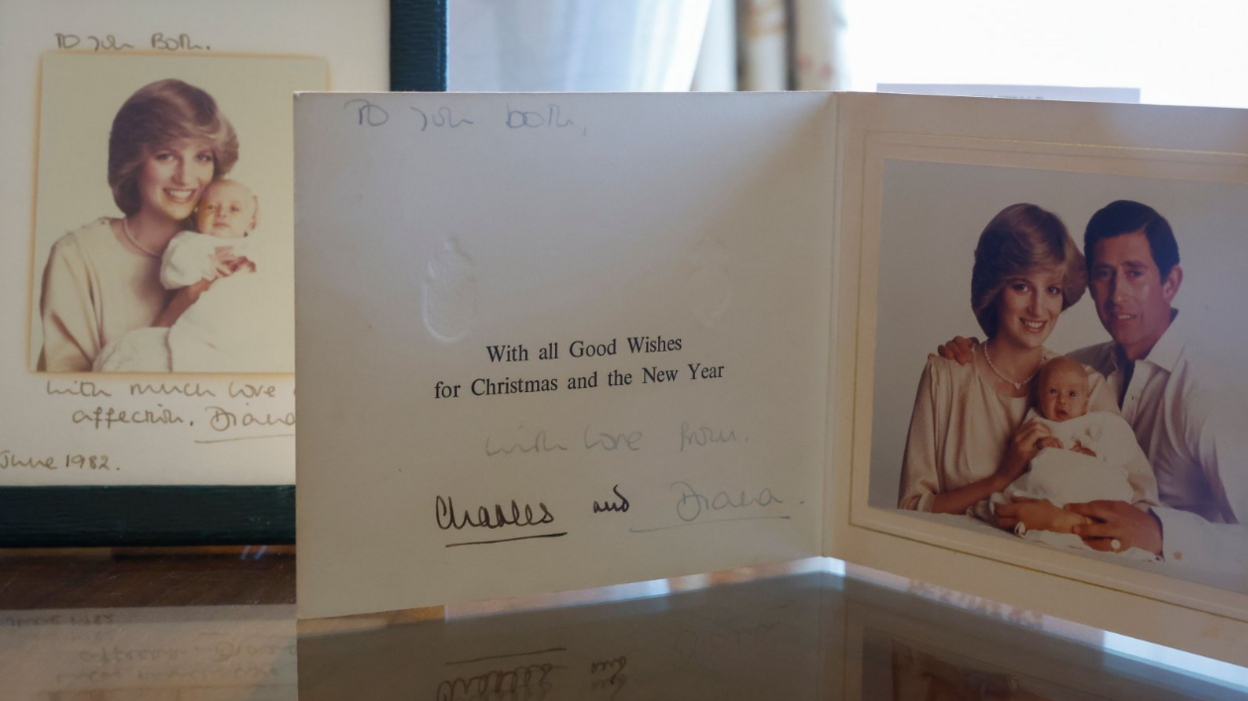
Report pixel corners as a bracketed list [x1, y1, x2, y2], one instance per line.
[55, 217, 117, 250]
[915, 353, 978, 398]
[52, 217, 131, 261]
[921, 352, 976, 380]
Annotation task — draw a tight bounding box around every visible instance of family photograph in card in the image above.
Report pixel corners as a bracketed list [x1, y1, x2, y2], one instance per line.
[29, 52, 325, 374]
[867, 158, 1248, 596]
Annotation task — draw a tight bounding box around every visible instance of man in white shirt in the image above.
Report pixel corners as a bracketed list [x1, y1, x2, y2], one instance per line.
[946, 200, 1246, 579]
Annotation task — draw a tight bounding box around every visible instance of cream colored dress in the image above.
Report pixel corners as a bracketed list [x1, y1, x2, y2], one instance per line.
[898, 347, 1121, 513]
[39, 218, 169, 372]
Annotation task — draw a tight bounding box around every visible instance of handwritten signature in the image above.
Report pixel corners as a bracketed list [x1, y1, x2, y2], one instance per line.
[435, 495, 555, 530]
[672, 481, 782, 523]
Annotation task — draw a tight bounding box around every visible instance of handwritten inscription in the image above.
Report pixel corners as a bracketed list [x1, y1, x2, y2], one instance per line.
[46, 380, 111, 397]
[483, 426, 642, 456]
[345, 99, 579, 135]
[55, 33, 133, 51]
[205, 406, 296, 433]
[128, 382, 216, 397]
[592, 485, 630, 514]
[437, 664, 554, 701]
[436, 495, 555, 531]
[345, 99, 389, 126]
[412, 106, 474, 131]
[679, 422, 741, 451]
[672, 481, 782, 523]
[151, 33, 207, 51]
[507, 104, 573, 129]
[228, 382, 277, 398]
[54, 33, 211, 52]
[486, 428, 567, 457]
[583, 426, 642, 452]
[72, 406, 184, 430]
[2, 451, 117, 471]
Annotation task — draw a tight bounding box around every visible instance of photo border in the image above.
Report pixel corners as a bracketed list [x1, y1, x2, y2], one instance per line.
[853, 132, 1248, 619]
[828, 92, 1248, 666]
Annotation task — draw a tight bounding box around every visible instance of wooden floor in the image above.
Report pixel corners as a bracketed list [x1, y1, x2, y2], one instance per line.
[0, 546, 296, 609]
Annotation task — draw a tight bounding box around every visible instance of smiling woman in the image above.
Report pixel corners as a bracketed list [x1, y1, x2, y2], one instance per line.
[37, 78, 238, 372]
[896, 203, 1111, 517]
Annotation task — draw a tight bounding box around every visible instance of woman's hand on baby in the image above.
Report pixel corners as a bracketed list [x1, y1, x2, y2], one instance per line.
[997, 420, 1052, 487]
[154, 278, 213, 327]
[996, 497, 1081, 533]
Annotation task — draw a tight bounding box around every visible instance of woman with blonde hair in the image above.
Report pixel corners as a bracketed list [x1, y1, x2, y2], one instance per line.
[898, 203, 1120, 517]
[39, 78, 238, 371]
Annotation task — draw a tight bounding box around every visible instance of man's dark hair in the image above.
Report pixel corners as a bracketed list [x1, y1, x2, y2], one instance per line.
[1084, 200, 1180, 278]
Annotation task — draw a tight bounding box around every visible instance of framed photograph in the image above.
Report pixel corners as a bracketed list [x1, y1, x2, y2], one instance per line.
[30, 52, 323, 375]
[864, 155, 1247, 597]
[831, 93, 1248, 664]
[0, 0, 413, 545]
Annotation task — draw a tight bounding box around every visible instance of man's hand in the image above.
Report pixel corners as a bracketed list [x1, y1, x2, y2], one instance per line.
[936, 336, 980, 366]
[1068, 500, 1163, 556]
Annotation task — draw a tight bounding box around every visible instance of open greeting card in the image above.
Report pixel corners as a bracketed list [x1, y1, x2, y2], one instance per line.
[294, 91, 1248, 665]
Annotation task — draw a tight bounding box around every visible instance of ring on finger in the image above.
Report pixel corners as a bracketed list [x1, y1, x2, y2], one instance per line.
[1111, 539, 1122, 552]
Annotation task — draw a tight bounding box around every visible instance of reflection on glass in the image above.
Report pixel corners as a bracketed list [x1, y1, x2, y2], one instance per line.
[2, 570, 1242, 701]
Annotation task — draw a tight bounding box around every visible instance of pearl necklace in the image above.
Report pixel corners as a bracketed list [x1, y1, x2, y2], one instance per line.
[982, 343, 1039, 391]
[121, 217, 161, 258]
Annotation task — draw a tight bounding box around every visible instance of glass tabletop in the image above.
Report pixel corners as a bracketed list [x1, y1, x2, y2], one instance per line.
[1, 549, 1244, 700]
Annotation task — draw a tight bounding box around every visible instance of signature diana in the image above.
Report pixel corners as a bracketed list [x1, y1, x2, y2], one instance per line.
[671, 481, 783, 522]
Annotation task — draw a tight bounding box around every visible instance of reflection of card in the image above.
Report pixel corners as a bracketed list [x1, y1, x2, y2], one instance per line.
[295, 92, 1248, 666]
[0, 0, 386, 492]
[0, 606, 295, 700]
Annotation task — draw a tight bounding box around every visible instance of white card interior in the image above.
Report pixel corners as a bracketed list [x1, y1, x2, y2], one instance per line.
[295, 92, 835, 618]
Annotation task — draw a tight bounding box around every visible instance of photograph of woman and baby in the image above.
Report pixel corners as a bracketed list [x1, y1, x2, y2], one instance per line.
[868, 160, 1248, 595]
[29, 54, 323, 374]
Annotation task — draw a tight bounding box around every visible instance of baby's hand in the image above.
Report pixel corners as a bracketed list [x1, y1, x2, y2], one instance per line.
[1071, 442, 1097, 457]
[211, 246, 238, 278]
[1036, 436, 1064, 451]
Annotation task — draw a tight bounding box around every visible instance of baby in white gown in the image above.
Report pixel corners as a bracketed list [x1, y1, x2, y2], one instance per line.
[978, 356, 1159, 560]
[94, 179, 273, 372]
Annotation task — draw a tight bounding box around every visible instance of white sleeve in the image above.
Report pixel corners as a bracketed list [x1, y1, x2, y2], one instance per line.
[160, 231, 218, 289]
[1153, 506, 1248, 580]
[1153, 381, 1248, 578]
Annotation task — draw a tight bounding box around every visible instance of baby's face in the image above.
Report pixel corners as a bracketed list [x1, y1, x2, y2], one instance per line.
[1038, 365, 1090, 422]
[196, 181, 256, 239]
